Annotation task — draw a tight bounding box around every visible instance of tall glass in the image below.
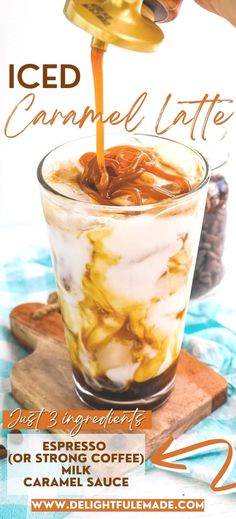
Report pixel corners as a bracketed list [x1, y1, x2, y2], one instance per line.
[37, 134, 209, 409]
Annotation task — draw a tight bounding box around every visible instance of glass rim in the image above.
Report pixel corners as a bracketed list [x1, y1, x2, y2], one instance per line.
[37, 133, 210, 213]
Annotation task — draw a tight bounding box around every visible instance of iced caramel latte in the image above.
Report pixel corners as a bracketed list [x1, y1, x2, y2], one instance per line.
[38, 133, 209, 409]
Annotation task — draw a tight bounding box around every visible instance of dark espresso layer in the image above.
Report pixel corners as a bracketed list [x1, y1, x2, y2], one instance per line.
[72, 358, 178, 404]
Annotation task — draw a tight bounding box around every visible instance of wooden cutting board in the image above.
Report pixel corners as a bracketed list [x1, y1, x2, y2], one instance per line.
[9, 303, 227, 457]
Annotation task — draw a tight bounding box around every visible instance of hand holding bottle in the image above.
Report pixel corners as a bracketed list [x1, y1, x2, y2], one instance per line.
[194, 0, 236, 26]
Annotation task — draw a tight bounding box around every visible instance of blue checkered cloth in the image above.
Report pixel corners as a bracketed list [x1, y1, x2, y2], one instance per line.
[0, 247, 65, 519]
[1, 245, 236, 518]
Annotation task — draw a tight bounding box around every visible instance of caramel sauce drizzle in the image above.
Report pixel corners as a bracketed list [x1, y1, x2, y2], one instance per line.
[50, 48, 192, 206]
[91, 47, 107, 186]
[79, 144, 191, 205]
[75, 47, 191, 206]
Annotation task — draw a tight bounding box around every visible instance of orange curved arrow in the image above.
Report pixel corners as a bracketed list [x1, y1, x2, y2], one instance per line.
[150, 436, 236, 494]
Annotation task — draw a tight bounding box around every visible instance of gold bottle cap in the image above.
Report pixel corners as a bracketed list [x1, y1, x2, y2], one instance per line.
[64, 0, 164, 52]
[144, 0, 184, 22]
